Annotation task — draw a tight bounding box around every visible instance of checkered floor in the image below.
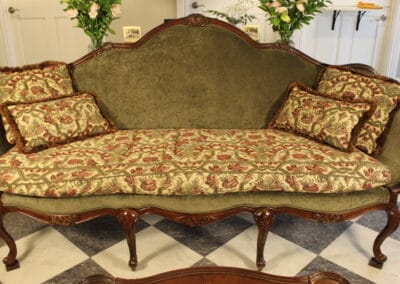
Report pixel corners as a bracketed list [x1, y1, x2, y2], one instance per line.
[1, 207, 399, 283]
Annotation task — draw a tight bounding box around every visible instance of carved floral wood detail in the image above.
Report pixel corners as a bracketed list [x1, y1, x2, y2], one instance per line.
[174, 215, 218, 226]
[49, 215, 79, 225]
[312, 213, 343, 224]
[183, 13, 210, 27]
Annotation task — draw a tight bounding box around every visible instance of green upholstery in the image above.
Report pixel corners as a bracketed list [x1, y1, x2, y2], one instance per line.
[378, 111, 400, 183]
[72, 25, 320, 130]
[2, 187, 389, 215]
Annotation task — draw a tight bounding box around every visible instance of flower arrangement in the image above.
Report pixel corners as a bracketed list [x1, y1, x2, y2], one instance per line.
[206, 0, 257, 26]
[61, 0, 122, 49]
[258, 0, 331, 44]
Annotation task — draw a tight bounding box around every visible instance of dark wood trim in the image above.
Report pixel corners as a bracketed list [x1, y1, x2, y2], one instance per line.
[79, 266, 350, 284]
[117, 209, 139, 270]
[370, 184, 400, 268]
[0, 192, 19, 271]
[254, 208, 275, 271]
[1, 186, 398, 272]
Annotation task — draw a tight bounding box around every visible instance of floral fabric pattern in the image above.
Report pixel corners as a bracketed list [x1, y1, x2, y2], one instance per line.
[0, 93, 115, 153]
[0, 62, 75, 144]
[270, 83, 372, 151]
[0, 129, 391, 198]
[317, 67, 400, 155]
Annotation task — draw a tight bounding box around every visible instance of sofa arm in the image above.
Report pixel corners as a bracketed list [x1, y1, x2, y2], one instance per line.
[378, 111, 400, 184]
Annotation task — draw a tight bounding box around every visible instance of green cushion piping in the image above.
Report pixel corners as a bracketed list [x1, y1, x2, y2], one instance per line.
[2, 187, 389, 216]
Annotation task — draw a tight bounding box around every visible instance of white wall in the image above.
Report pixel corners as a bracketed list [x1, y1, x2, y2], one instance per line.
[107, 0, 177, 43]
[0, 26, 7, 65]
[397, 58, 400, 78]
[0, 0, 177, 65]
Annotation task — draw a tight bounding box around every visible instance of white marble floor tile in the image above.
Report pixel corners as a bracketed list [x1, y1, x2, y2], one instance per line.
[320, 223, 400, 283]
[92, 226, 203, 278]
[0, 227, 88, 284]
[207, 225, 316, 276]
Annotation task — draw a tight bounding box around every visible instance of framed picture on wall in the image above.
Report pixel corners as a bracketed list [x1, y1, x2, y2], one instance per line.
[243, 25, 260, 42]
[123, 26, 142, 43]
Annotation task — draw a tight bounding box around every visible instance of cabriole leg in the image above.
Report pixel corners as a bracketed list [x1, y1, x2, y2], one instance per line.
[0, 202, 19, 271]
[254, 208, 275, 271]
[117, 209, 139, 271]
[369, 204, 400, 269]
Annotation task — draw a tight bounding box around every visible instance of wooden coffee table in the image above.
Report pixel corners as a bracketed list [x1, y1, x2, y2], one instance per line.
[80, 266, 349, 284]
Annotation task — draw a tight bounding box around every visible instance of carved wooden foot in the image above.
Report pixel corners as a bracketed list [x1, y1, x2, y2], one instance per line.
[369, 205, 400, 269]
[117, 209, 139, 270]
[0, 210, 19, 271]
[254, 208, 275, 271]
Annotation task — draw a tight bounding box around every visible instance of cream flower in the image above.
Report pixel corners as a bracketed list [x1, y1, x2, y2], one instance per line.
[111, 4, 121, 17]
[296, 2, 305, 12]
[89, 2, 100, 19]
[66, 9, 78, 18]
[271, 1, 281, 7]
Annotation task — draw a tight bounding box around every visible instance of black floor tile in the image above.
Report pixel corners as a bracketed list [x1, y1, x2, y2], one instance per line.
[154, 216, 253, 256]
[1, 213, 47, 246]
[54, 215, 149, 256]
[42, 258, 111, 284]
[298, 256, 374, 284]
[357, 210, 400, 241]
[192, 257, 217, 267]
[270, 214, 352, 254]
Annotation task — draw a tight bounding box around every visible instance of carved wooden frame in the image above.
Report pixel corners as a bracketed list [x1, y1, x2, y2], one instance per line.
[1, 183, 399, 272]
[68, 13, 375, 74]
[79, 266, 350, 284]
[0, 14, 398, 273]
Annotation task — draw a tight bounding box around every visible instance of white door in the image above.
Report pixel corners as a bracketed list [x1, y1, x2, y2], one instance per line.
[0, 0, 90, 66]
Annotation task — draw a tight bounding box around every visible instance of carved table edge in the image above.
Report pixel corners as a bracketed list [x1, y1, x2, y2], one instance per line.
[79, 266, 349, 284]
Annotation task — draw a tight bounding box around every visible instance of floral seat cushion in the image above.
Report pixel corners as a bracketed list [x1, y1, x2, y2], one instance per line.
[0, 129, 391, 198]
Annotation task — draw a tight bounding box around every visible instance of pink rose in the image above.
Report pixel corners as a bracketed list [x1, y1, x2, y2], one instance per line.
[271, 1, 281, 7]
[66, 9, 78, 18]
[275, 6, 288, 14]
[111, 4, 121, 16]
[89, 2, 100, 19]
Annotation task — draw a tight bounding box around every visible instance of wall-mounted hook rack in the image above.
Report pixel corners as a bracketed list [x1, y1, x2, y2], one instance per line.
[327, 4, 387, 32]
[356, 11, 367, 31]
[331, 10, 341, 30]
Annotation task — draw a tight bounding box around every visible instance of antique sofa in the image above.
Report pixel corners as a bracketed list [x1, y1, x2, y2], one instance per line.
[0, 14, 399, 273]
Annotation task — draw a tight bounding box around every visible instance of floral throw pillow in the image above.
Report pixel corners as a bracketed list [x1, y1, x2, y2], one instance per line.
[0, 92, 115, 153]
[0, 61, 75, 144]
[317, 66, 400, 156]
[269, 83, 373, 151]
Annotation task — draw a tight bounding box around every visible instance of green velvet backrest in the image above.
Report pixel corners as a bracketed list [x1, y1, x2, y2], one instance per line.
[71, 17, 321, 130]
